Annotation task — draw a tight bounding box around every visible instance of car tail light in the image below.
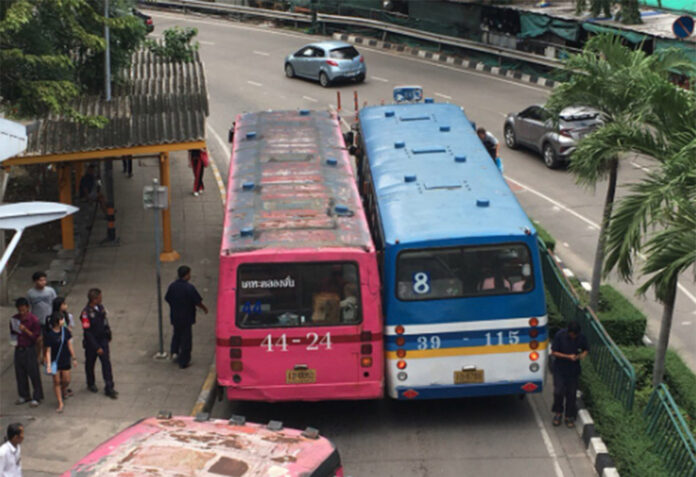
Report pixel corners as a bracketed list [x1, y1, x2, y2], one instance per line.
[326, 60, 339, 66]
[529, 351, 539, 361]
[361, 357, 372, 367]
[146, 19, 153, 25]
[229, 336, 242, 346]
[528, 318, 539, 327]
[395, 337, 405, 346]
[229, 348, 241, 359]
[396, 349, 406, 358]
[397, 360, 407, 370]
[529, 340, 539, 350]
[559, 129, 572, 138]
[231, 361, 243, 371]
[529, 329, 539, 338]
[359, 56, 364, 63]
[395, 325, 405, 335]
[361, 344, 372, 354]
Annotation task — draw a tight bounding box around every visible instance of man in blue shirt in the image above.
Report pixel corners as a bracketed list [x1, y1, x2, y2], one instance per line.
[165, 266, 208, 369]
[551, 321, 589, 427]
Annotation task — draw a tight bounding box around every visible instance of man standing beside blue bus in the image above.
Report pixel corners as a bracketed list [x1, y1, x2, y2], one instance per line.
[165, 266, 208, 369]
[551, 321, 589, 427]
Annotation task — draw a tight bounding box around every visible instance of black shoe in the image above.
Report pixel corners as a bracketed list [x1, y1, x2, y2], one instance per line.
[105, 389, 118, 399]
[88, 384, 98, 393]
[179, 362, 192, 369]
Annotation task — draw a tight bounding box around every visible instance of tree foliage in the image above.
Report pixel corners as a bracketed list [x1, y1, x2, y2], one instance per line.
[0, 0, 146, 121]
[146, 26, 198, 63]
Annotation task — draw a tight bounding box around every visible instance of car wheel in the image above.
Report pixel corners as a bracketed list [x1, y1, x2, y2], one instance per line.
[319, 72, 330, 88]
[504, 125, 517, 149]
[285, 63, 295, 78]
[354, 73, 365, 83]
[543, 143, 560, 169]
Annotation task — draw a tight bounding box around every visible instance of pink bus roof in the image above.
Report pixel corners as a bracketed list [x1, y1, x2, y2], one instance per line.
[63, 416, 341, 476]
[221, 110, 373, 255]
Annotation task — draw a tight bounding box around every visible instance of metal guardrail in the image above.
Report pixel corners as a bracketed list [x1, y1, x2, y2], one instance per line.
[539, 243, 636, 410]
[139, 0, 563, 70]
[644, 384, 696, 477]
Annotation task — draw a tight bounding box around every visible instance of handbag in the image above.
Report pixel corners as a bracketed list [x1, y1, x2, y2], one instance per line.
[46, 328, 65, 375]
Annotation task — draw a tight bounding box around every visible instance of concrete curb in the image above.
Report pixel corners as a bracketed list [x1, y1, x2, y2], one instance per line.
[332, 33, 557, 89]
[549, 251, 619, 476]
[190, 362, 217, 416]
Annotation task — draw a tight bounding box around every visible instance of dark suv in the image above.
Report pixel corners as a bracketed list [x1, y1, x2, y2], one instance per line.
[503, 105, 602, 168]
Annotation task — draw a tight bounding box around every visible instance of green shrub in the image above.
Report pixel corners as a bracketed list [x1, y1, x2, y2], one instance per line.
[545, 288, 564, 338]
[532, 220, 555, 252]
[568, 278, 646, 345]
[146, 27, 199, 62]
[580, 365, 671, 477]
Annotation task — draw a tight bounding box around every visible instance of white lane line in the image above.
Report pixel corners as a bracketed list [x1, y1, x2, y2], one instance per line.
[435, 92, 452, 100]
[207, 123, 232, 173]
[631, 161, 651, 173]
[528, 397, 565, 477]
[199, 40, 215, 46]
[328, 104, 351, 130]
[563, 242, 570, 248]
[563, 269, 575, 278]
[370, 75, 389, 82]
[643, 335, 653, 346]
[205, 125, 229, 206]
[302, 95, 318, 103]
[253, 50, 270, 56]
[581, 282, 592, 292]
[247, 80, 263, 87]
[682, 321, 693, 326]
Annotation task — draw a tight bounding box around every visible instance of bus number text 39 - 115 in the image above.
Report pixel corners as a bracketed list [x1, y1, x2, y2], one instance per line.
[261, 333, 332, 352]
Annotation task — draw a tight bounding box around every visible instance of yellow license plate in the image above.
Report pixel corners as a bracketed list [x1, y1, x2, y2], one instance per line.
[454, 369, 484, 384]
[286, 369, 316, 384]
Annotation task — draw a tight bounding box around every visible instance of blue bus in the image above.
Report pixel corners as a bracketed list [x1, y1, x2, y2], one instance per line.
[357, 101, 548, 400]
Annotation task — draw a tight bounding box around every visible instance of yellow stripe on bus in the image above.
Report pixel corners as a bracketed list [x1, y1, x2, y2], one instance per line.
[385, 340, 549, 360]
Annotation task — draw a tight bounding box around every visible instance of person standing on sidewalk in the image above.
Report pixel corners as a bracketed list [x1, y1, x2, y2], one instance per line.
[44, 312, 78, 413]
[121, 155, 133, 178]
[80, 288, 118, 399]
[0, 423, 24, 477]
[10, 298, 43, 408]
[165, 266, 208, 369]
[189, 148, 208, 197]
[551, 321, 589, 428]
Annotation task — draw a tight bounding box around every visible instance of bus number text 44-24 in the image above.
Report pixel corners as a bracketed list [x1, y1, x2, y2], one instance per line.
[261, 333, 332, 352]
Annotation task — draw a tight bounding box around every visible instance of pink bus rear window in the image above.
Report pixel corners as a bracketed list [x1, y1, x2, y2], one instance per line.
[237, 262, 361, 328]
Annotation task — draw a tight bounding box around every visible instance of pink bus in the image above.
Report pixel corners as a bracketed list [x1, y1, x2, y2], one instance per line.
[216, 110, 383, 402]
[63, 415, 343, 476]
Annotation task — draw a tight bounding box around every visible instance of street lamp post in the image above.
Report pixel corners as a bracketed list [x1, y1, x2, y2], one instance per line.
[143, 179, 169, 359]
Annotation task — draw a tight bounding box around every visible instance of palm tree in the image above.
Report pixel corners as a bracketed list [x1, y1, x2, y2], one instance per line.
[546, 33, 694, 312]
[590, 78, 696, 386]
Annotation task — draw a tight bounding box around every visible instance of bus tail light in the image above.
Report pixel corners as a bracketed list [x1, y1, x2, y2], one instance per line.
[229, 348, 242, 359]
[397, 360, 407, 370]
[231, 361, 243, 371]
[229, 336, 242, 346]
[395, 325, 405, 335]
[529, 351, 539, 361]
[529, 363, 540, 372]
[396, 349, 406, 358]
[529, 328, 539, 338]
[397, 372, 407, 381]
[360, 330, 372, 341]
[529, 340, 539, 350]
[361, 344, 372, 354]
[361, 357, 373, 367]
[529, 317, 539, 327]
[395, 337, 405, 346]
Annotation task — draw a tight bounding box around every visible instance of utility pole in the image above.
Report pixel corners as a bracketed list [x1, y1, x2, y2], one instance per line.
[102, 0, 117, 244]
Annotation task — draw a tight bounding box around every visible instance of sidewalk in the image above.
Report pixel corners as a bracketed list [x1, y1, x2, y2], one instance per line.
[0, 152, 224, 475]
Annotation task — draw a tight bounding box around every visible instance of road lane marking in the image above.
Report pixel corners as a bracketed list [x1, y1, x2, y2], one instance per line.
[528, 397, 565, 477]
[328, 104, 352, 130]
[205, 124, 228, 206]
[631, 161, 651, 173]
[199, 40, 215, 46]
[563, 269, 575, 278]
[302, 95, 318, 103]
[253, 50, 270, 56]
[581, 281, 592, 292]
[247, 80, 263, 87]
[682, 321, 692, 326]
[563, 242, 570, 248]
[370, 75, 389, 82]
[434, 92, 452, 100]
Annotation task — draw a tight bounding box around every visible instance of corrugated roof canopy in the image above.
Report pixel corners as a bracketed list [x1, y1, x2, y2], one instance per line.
[18, 48, 208, 161]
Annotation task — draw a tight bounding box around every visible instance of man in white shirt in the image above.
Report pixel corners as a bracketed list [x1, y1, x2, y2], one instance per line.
[0, 423, 24, 477]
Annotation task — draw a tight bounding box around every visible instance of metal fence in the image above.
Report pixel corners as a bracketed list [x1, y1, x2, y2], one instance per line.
[644, 384, 696, 477]
[539, 243, 636, 410]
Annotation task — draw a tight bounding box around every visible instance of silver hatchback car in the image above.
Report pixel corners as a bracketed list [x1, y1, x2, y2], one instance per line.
[284, 41, 366, 87]
[503, 105, 602, 168]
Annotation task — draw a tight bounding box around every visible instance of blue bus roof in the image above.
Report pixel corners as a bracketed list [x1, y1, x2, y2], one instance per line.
[359, 102, 535, 246]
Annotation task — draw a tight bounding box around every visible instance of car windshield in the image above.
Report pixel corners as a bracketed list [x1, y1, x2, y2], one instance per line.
[396, 244, 534, 301]
[330, 46, 360, 59]
[237, 262, 361, 328]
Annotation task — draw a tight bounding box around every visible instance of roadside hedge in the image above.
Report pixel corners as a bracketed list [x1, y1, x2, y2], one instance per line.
[532, 219, 556, 252]
[545, 288, 564, 338]
[568, 278, 647, 346]
[580, 364, 671, 477]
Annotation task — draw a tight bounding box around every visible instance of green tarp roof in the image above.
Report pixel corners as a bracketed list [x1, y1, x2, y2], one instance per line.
[582, 22, 648, 43]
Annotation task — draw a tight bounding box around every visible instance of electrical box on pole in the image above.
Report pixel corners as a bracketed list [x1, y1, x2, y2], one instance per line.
[143, 184, 168, 210]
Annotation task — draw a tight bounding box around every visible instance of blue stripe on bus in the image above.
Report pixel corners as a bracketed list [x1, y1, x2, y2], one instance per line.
[384, 326, 548, 351]
[395, 380, 544, 400]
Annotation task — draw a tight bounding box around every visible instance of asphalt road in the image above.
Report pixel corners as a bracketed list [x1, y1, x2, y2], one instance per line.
[144, 9, 693, 475]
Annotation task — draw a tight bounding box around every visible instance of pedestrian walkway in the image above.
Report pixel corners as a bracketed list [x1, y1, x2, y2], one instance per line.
[0, 152, 223, 475]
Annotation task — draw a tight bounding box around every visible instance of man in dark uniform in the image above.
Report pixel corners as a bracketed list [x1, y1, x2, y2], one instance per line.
[551, 320, 589, 427]
[80, 288, 118, 398]
[165, 266, 208, 369]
